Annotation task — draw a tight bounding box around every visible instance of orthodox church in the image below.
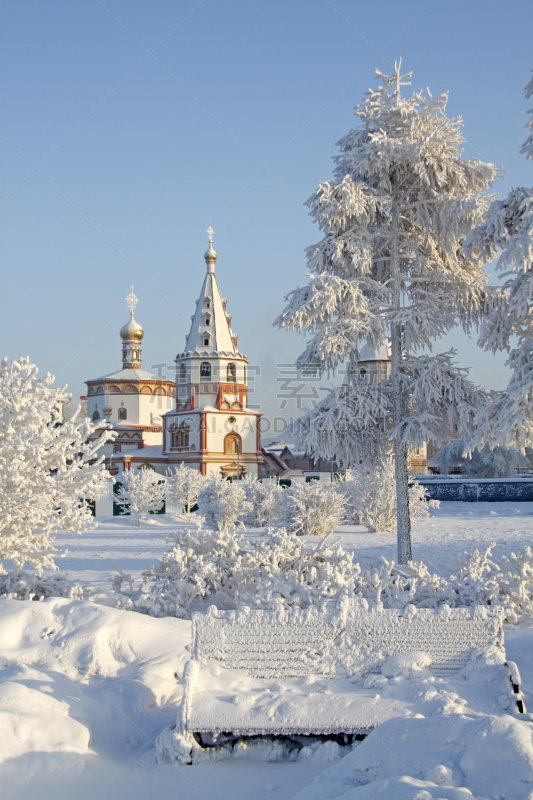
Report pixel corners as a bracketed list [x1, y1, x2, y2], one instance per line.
[85, 228, 263, 478]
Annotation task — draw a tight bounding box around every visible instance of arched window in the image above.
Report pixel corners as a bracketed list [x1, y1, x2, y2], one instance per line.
[119, 407, 127, 420]
[179, 362, 186, 381]
[227, 363, 236, 382]
[225, 433, 241, 455]
[93, 410, 100, 421]
[359, 368, 367, 381]
[200, 362, 211, 380]
[171, 424, 189, 448]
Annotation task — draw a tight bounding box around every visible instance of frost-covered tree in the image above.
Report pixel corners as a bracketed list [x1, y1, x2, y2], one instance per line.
[239, 474, 284, 527]
[115, 469, 165, 526]
[196, 475, 251, 534]
[275, 63, 498, 562]
[165, 463, 205, 515]
[0, 357, 111, 574]
[342, 460, 439, 533]
[281, 480, 346, 537]
[433, 440, 530, 478]
[464, 68, 533, 452]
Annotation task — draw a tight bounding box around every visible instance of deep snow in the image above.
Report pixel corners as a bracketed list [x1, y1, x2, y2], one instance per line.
[1, 502, 533, 799]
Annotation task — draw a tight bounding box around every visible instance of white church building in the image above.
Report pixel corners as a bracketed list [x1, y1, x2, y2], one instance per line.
[85, 229, 263, 478]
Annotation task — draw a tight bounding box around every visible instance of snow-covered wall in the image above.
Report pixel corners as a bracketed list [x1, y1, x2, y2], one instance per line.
[415, 478, 533, 502]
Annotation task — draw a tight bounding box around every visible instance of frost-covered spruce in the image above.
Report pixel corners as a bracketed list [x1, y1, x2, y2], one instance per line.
[281, 480, 346, 537]
[342, 460, 439, 533]
[275, 63, 498, 562]
[115, 469, 165, 526]
[464, 68, 533, 452]
[196, 474, 251, 533]
[165, 463, 205, 515]
[0, 357, 111, 575]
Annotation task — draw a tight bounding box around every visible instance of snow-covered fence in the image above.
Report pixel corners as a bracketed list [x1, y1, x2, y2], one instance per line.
[415, 478, 533, 502]
[166, 600, 522, 762]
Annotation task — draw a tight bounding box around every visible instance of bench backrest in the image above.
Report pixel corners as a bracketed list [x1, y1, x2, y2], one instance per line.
[192, 602, 504, 678]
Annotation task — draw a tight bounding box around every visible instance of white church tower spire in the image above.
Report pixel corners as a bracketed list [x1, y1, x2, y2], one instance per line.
[165, 229, 263, 478]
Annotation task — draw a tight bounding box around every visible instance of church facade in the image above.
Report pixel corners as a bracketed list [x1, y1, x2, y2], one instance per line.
[85, 231, 263, 478]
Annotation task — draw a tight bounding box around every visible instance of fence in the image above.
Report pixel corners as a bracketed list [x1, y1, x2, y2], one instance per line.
[414, 477, 533, 502]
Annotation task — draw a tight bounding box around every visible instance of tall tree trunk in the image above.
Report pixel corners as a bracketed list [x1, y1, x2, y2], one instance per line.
[390, 203, 412, 564]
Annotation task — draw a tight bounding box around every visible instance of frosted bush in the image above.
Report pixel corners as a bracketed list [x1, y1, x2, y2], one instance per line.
[342, 460, 439, 532]
[239, 475, 284, 527]
[0, 570, 89, 601]
[112, 520, 248, 618]
[115, 470, 166, 525]
[281, 481, 346, 536]
[165, 463, 206, 515]
[197, 475, 251, 533]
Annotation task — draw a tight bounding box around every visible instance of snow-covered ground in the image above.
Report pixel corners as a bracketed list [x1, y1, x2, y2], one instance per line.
[2, 502, 533, 800]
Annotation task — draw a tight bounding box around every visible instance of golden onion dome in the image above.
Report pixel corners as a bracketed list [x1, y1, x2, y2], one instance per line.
[204, 241, 217, 263]
[120, 312, 144, 341]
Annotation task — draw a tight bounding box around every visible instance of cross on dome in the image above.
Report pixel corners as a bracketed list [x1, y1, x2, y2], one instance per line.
[207, 223, 214, 242]
[126, 285, 139, 315]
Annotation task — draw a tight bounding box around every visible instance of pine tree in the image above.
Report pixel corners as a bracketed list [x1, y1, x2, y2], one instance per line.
[464, 68, 533, 451]
[275, 63, 498, 563]
[0, 357, 111, 574]
[115, 469, 166, 525]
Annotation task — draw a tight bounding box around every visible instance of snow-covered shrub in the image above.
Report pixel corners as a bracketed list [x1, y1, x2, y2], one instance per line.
[165, 463, 205, 515]
[113, 520, 247, 618]
[281, 481, 345, 537]
[433, 440, 530, 478]
[342, 460, 439, 532]
[239, 475, 284, 527]
[115, 470, 166, 525]
[0, 356, 112, 575]
[0, 570, 89, 601]
[196, 475, 251, 533]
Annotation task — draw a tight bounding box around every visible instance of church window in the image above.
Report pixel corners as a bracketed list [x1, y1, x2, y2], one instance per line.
[359, 368, 367, 381]
[113, 444, 121, 453]
[171, 425, 189, 448]
[203, 384, 209, 393]
[227, 363, 236, 382]
[200, 362, 211, 380]
[228, 416, 236, 424]
[205, 315, 210, 325]
[179, 362, 186, 381]
[205, 298, 211, 309]
[232, 401, 242, 409]
[220, 401, 230, 409]
[119, 407, 127, 420]
[93, 410, 100, 421]
[225, 433, 241, 455]
[203, 335, 210, 347]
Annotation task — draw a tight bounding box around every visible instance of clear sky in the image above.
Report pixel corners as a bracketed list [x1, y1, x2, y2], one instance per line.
[1, 0, 532, 432]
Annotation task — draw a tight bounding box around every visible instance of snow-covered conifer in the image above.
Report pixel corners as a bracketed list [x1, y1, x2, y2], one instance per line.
[115, 469, 165, 526]
[0, 357, 111, 574]
[275, 63, 498, 562]
[281, 480, 345, 537]
[196, 475, 251, 533]
[433, 440, 530, 478]
[165, 463, 205, 515]
[464, 68, 533, 452]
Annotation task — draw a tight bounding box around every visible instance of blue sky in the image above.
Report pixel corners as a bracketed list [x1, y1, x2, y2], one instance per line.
[1, 0, 531, 429]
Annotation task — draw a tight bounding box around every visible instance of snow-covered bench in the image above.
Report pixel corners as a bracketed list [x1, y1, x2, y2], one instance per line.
[171, 600, 523, 763]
